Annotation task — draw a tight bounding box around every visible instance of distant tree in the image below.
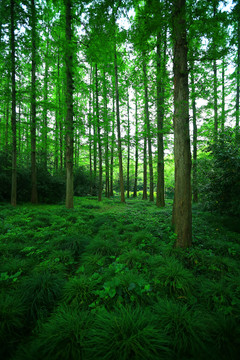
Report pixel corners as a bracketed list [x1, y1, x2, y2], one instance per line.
[65, 0, 74, 208]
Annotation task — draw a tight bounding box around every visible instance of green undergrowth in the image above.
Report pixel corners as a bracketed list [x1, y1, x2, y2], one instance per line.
[0, 197, 240, 359]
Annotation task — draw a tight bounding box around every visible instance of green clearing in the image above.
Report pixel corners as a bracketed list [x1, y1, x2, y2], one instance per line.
[1, 197, 240, 359]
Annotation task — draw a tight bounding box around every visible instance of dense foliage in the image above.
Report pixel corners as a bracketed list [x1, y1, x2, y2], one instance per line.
[0, 197, 240, 359]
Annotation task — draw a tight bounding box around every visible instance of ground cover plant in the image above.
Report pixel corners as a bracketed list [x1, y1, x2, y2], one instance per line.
[0, 197, 240, 359]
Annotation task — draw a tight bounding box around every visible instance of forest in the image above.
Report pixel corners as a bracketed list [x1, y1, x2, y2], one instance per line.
[0, 0, 240, 359]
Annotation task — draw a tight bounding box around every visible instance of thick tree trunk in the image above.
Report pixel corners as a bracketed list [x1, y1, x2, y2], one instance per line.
[65, 0, 74, 208]
[114, 43, 125, 203]
[10, 0, 17, 207]
[172, 0, 192, 248]
[156, 32, 165, 207]
[143, 60, 154, 201]
[95, 64, 102, 202]
[30, 0, 38, 204]
[133, 90, 138, 198]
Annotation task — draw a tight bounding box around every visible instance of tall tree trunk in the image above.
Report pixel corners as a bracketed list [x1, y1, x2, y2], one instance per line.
[143, 60, 154, 201]
[190, 61, 198, 203]
[156, 32, 166, 207]
[127, 88, 130, 199]
[10, 0, 17, 206]
[42, 33, 49, 171]
[221, 57, 225, 132]
[172, 0, 192, 248]
[88, 66, 93, 194]
[103, 69, 109, 198]
[65, 0, 74, 208]
[95, 64, 102, 202]
[213, 2, 218, 141]
[236, 11, 240, 142]
[142, 134, 148, 200]
[30, 0, 38, 204]
[114, 42, 125, 203]
[133, 89, 138, 198]
[110, 87, 115, 197]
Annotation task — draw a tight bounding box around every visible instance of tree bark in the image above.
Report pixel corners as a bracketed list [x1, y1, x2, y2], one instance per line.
[103, 69, 109, 197]
[143, 60, 154, 201]
[127, 88, 130, 199]
[114, 42, 125, 203]
[133, 89, 138, 198]
[110, 86, 115, 197]
[156, 32, 166, 207]
[30, 0, 38, 204]
[65, 0, 74, 208]
[236, 8, 240, 142]
[95, 63, 102, 202]
[142, 134, 148, 200]
[10, 0, 17, 206]
[190, 61, 198, 203]
[172, 0, 192, 248]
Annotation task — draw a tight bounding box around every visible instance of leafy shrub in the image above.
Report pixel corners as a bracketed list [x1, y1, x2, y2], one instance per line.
[198, 128, 240, 216]
[74, 166, 94, 196]
[87, 305, 171, 360]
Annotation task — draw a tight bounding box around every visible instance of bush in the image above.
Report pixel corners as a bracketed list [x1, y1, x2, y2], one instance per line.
[198, 128, 240, 216]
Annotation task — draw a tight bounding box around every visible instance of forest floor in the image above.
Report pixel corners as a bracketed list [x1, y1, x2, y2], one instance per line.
[0, 196, 240, 360]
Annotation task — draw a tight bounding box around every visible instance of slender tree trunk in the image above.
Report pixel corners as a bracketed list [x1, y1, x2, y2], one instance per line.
[156, 32, 166, 207]
[133, 89, 138, 198]
[88, 66, 93, 194]
[143, 60, 154, 201]
[127, 88, 130, 199]
[10, 0, 17, 206]
[110, 88, 115, 197]
[172, 0, 192, 248]
[114, 42, 125, 203]
[30, 0, 38, 204]
[236, 13, 240, 142]
[65, 0, 74, 208]
[190, 61, 198, 203]
[42, 33, 49, 171]
[213, 59, 218, 139]
[221, 57, 225, 132]
[103, 70, 109, 198]
[95, 64, 102, 202]
[213, 2, 218, 141]
[142, 133, 148, 200]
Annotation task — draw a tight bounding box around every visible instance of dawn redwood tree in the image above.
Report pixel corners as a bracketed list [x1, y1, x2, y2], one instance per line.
[65, 0, 74, 208]
[30, 0, 38, 204]
[156, 30, 166, 207]
[172, 0, 192, 248]
[10, 0, 17, 206]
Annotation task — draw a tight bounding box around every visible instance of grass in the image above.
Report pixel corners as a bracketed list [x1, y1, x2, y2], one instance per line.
[0, 196, 240, 359]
